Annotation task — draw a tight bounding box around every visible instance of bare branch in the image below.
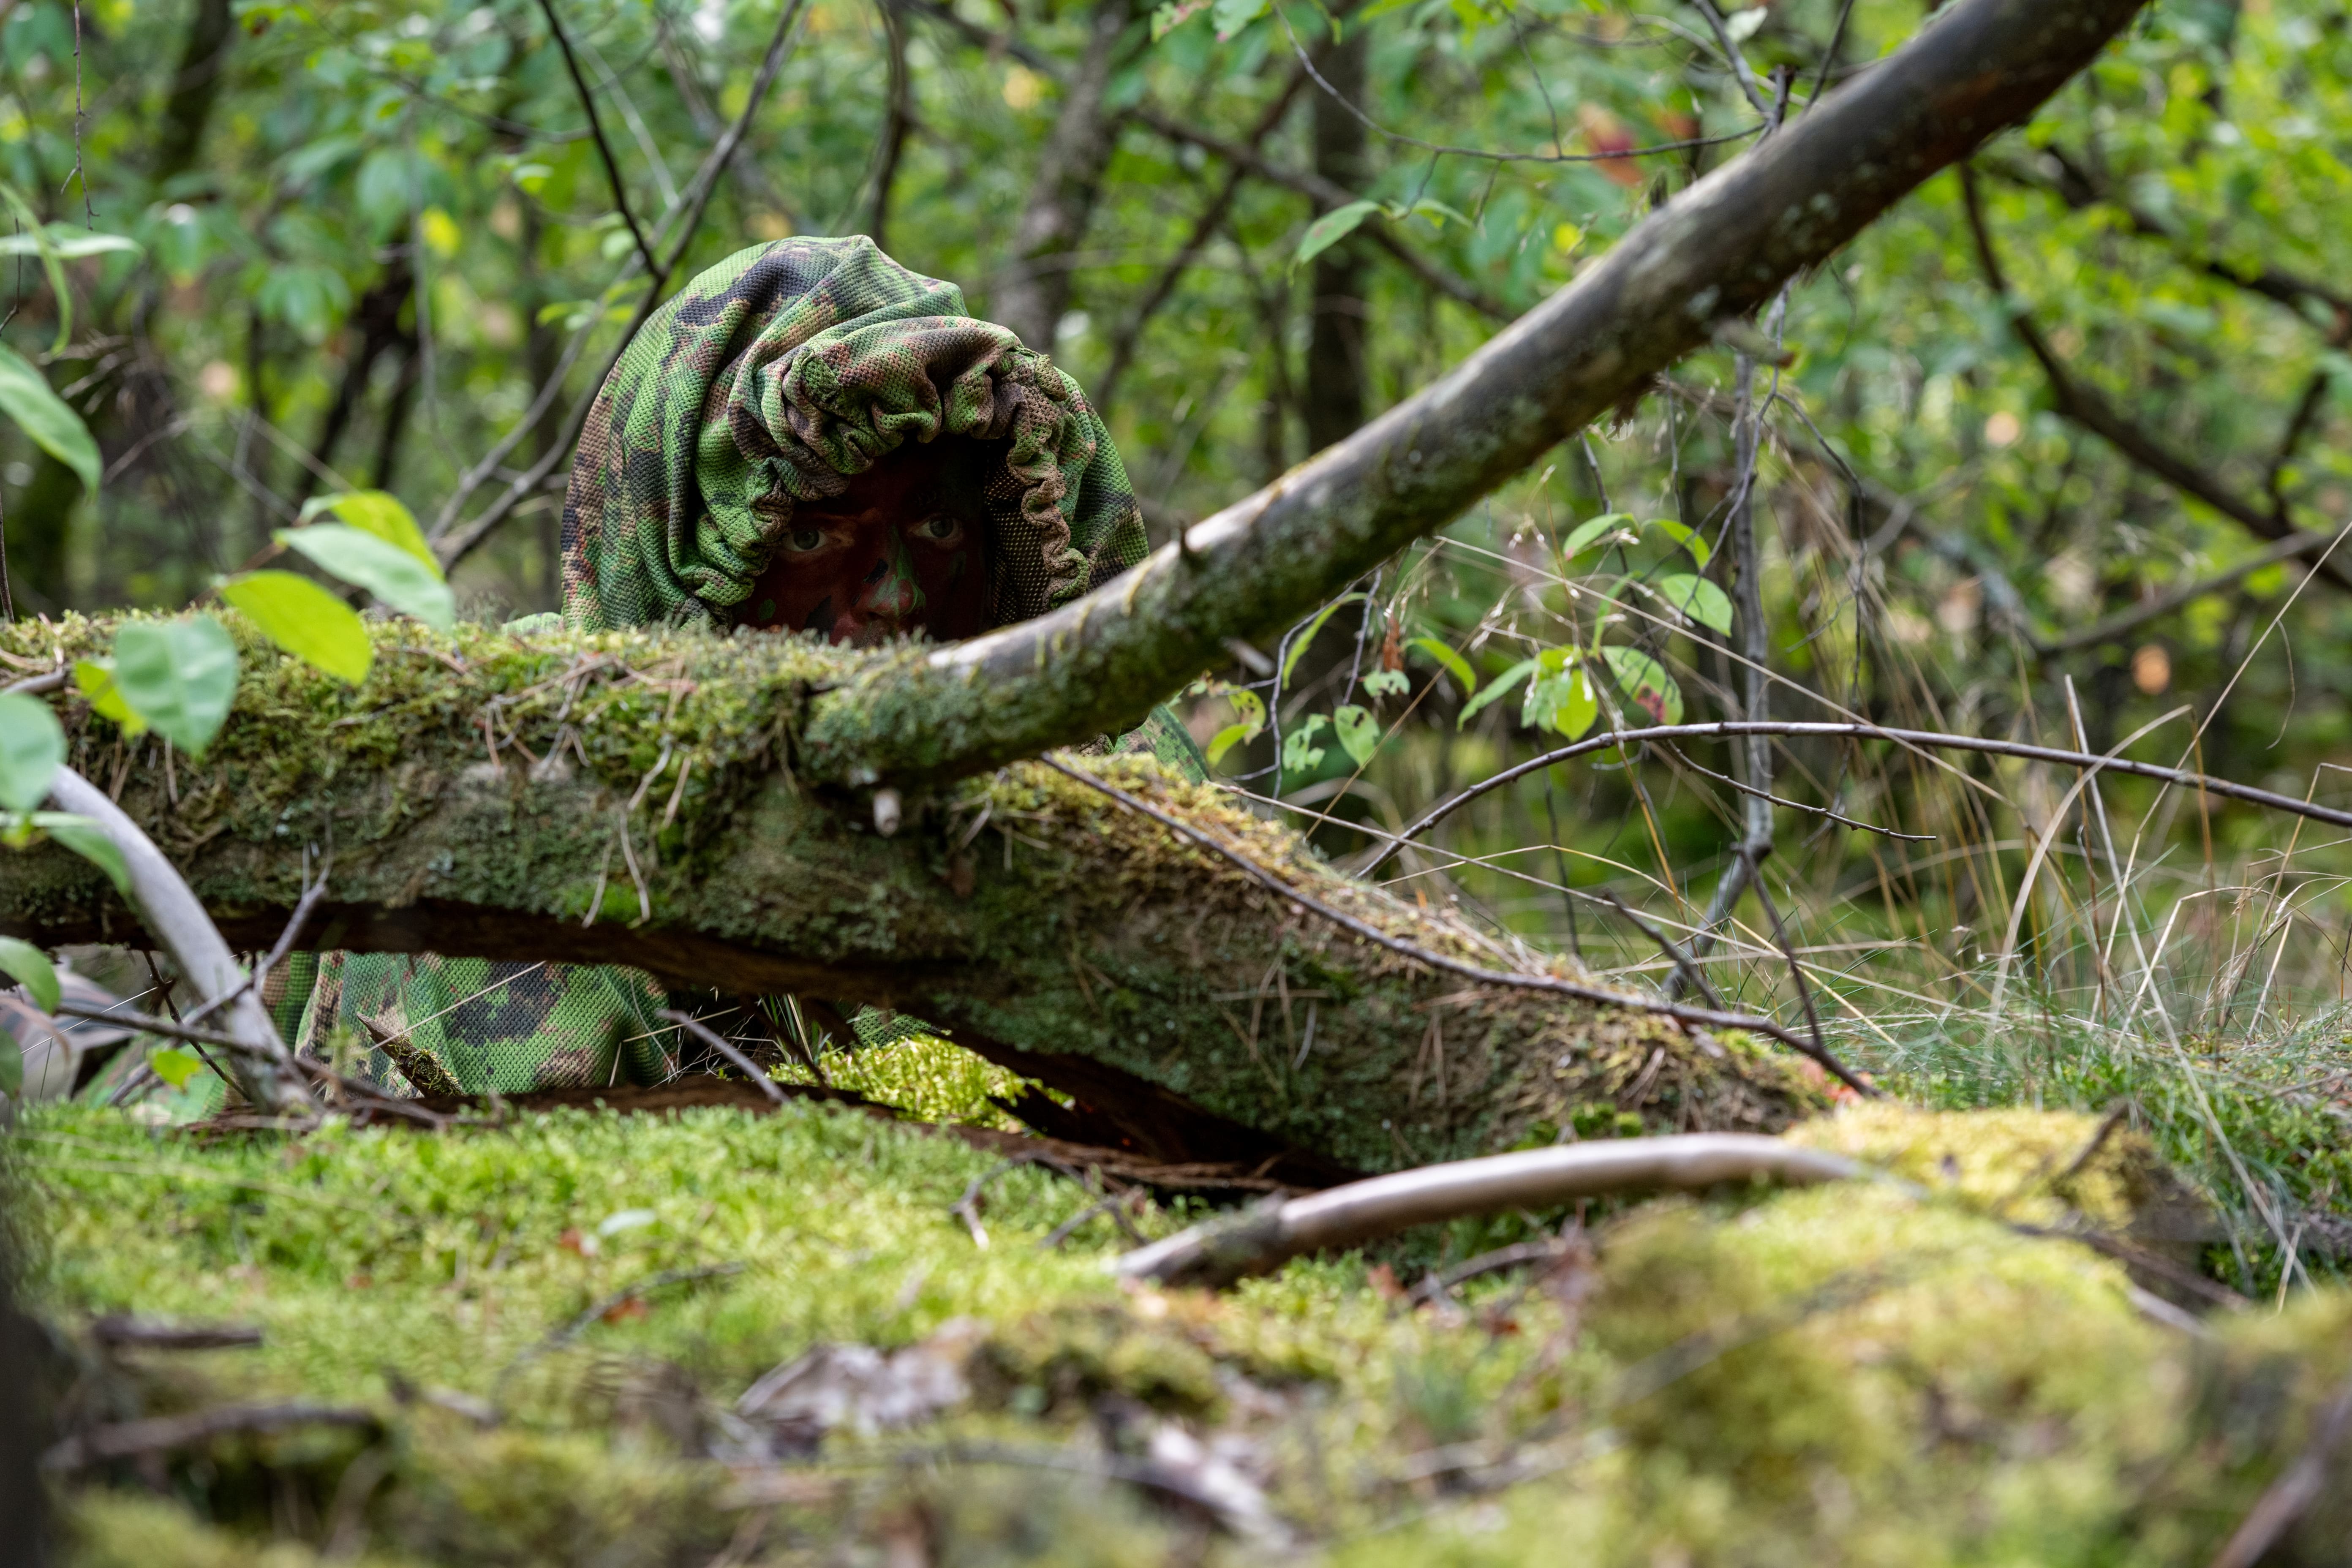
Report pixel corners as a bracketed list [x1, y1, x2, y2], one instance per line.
[531, 0, 661, 282]
[803, 0, 2157, 789]
[1115, 1133, 1863, 1286]
[1957, 163, 2352, 592]
[45, 766, 309, 1115]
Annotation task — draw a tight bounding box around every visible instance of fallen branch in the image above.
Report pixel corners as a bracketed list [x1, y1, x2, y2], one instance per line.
[2205, 1372, 2352, 1568]
[800, 0, 2155, 789]
[41, 1402, 379, 1472]
[1113, 1133, 1862, 1287]
[45, 766, 309, 1115]
[88, 1316, 262, 1352]
[1045, 756, 1876, 1094]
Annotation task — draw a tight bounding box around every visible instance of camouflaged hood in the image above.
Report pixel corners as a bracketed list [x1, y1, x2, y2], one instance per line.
[560, 236, 1149, 634]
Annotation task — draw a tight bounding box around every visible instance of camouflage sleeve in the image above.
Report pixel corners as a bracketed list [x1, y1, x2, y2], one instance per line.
[295, 953, 681, 1097]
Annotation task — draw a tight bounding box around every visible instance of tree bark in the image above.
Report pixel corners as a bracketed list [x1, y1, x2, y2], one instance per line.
[1304, 29, 1370, 454]
[0, 620, 1818, 1176]
[798, 0, 2156, 794]
[991, 0, 1129, 353]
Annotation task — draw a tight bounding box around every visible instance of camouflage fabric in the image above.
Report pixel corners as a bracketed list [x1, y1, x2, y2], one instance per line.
[292, 953, 678, 1095]
[561, 235, 1149, 633]
[280, 237, 1193, 1101]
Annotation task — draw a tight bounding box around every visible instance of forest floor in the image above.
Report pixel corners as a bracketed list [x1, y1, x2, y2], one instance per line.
[12, 1029, 2352, 1567]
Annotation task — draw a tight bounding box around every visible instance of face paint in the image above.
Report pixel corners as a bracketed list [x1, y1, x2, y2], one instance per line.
[743, 441, 991, 646]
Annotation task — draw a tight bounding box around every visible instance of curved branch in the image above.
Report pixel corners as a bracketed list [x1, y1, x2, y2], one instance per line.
[1113, 1133, 1863, 1286]
[1363, 719, 2352, 871]
[45, 766, 310, 1116]
[801, 0, 2155, 789]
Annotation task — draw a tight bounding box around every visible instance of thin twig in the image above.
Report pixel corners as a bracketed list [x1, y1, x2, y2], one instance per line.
[43, 1403, 378, 1472]
[657, 1007, 786, 1104]
[2204, 1371, 2352, 1568]
[1042, 756, 1874, 1094]
[435, 0, 812, 565]
[532, 0, 660, 282]
[1373, 720, 2352, 866]
[1599, 890, 1727, 1010]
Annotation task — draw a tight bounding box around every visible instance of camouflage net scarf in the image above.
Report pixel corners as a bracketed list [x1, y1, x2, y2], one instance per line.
[562, 235, 1149, 633]
[274, 238, 1199, 1101]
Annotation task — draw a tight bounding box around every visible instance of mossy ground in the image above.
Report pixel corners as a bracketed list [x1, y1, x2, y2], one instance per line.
[13, 1078, 2352, 1566]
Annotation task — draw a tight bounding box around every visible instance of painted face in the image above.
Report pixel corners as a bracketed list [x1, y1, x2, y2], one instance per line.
[740, 443, 992, 647]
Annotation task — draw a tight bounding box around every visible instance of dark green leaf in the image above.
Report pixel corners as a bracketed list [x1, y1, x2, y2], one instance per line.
[0, 934, 58, 1012]
[0, 691, 63, 812]
[276, 523, 455, 628]
[0, 346, 99, 493]
[111, 617, 240, 758]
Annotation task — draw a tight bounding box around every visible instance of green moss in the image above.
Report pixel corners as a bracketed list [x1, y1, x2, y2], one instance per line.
[19, 1102, 2352, 1565]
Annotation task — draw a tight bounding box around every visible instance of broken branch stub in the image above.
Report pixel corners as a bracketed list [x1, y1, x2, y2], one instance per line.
[1114, 1134, 1866, 1288]
[797, 0, 2154, 790]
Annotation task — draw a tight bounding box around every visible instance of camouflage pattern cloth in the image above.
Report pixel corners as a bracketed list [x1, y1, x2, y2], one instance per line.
[280, 235, 1198, 1100]
[561, 234, 1150, 634]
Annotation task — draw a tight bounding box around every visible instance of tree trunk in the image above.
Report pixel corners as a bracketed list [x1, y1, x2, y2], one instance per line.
[1304, 28, 1370, 454]
[991, 0, 1129, 353]
[154, 0, 238, 189]
[0, 619, 1818, 1176]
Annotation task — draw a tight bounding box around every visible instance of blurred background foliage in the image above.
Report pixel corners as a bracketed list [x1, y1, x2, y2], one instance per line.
[4, 0, 2352, 1283]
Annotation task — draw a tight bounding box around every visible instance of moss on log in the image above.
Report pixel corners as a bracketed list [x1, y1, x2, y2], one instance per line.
[0, 615, 1823, 1171]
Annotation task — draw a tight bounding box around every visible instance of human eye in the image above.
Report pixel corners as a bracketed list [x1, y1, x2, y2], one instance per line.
[910, 513, 965, 545]
[784, 525, 828, 553]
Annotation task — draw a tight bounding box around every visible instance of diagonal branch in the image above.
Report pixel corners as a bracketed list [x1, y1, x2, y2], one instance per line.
[1956, 163, 2352, 593]
[532, 0, 661, 284]
[802, 0, 2159, 790]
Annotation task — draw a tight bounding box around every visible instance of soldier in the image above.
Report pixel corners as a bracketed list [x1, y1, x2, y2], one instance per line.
[280, 237, 1202, 1098]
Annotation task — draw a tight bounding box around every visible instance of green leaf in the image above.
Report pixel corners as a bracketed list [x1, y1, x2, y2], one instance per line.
[1211, 0, 1269, 38]
[1563, 513, 1633, 558]
[1524, 662, 1601, 739]
[1205, 722, 1257, 767]
[1293, 200, 1383, 272]
[1600, 646, 1685, 725]
[32, 812, 131, 895]
[0, 182, 74, 353]
[221, 571, 375, 684]
[1656, 573, 1734, 635]
[0, 934, 57, 1012]
[1407, 636, 1477, 697]
[0, 691, 63, 813]
[1405, 197, 1472, 230]
[1333, 704, 1380, 766]
[298, 490, 438, 569]
[1282, 593, 1367, 683]
[1361, 668, 1409, 698]
[1457, 656, 1538, 728]
[0, 1035, 17, 1097]
[1650, 518, 1711, 569]
[0, 226, 140, 260]
[111, 617, 240, 758]
[1281, 713, 1329, 775]
[1152, 0, 1211, 36]
[276, 523, 455, 629]
[73, 659, 145, 738]
[150, 1047, 203, 1090]
[0, 346, 100, 493]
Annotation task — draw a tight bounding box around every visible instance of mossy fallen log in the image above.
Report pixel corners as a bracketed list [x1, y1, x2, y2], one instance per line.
[0, 615, 1823, 1172]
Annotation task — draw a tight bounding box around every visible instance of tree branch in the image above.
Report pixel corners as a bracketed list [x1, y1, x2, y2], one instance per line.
[1114, 1133, 1863, 1286]
[532, 0, 660, 284]
[44, 766, 309, 1115]
[1956, 163, 2352, 593]
[801, 0, 2158, 790]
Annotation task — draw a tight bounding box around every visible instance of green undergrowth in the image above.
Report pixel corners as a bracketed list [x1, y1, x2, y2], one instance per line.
[12, 1098, 2352, 1565]
[1845, 998, 2352, 1294]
